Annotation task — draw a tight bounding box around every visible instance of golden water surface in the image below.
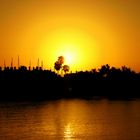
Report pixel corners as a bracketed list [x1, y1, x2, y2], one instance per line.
[0, 99, 140, 140]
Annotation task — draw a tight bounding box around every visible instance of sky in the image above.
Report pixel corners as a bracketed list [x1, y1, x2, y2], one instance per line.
[0, 0, 140, 72]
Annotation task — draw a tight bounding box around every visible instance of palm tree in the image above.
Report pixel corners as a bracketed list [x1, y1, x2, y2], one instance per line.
[54, 61, 61, 73]
[54, 56, 65, 74]
[63, 65, 70, 74]
[58, 56, 64, 65]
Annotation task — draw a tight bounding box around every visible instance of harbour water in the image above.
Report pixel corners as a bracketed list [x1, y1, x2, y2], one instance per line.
[0, 99, 140, 140]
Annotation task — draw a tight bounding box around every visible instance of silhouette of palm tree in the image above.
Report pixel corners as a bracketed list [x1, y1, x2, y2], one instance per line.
[54, 61, 61, 72]
[58, 56, 64, 65]
[54, 56, 65, 74]
[63, 65, 70, 74]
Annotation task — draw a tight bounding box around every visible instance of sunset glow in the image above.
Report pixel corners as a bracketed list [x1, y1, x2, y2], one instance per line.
[0, 0, 140, 72]
[38, 27, 99, 71]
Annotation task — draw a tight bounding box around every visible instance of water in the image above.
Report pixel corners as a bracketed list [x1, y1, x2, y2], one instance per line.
[0, 99, 140, 140]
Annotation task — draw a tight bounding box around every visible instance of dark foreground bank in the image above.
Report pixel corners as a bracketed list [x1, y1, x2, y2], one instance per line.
[0, 65, 140, 101]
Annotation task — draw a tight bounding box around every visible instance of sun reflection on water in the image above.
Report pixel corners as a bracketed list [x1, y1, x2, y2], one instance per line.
[64, 123, 74, 139]
[0, 100, 140, 140]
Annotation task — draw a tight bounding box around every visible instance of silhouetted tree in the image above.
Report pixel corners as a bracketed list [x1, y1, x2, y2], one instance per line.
[63, 65, 70, 74]
[54, 56, 65, 74]
[0, 59, 140, 100]
[121, 66, 131, 73]
[58, 56, 64, 65]
[54, 61, 62, 73]
[98, 64, 110, 77]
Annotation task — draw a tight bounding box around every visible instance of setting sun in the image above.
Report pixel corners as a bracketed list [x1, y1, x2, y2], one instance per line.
[0, 0, 140, 72]
[38, 27, 99, 71]
[52, 43, 84, 72]
[64, 51, 74, 65]
[57, 46, 77, 65]
[0, 1, 140, 139]
[0, 0, 140, 140]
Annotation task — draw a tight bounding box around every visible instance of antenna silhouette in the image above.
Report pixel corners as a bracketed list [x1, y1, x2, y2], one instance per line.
[41, 60, 43, 69]
[29, 60, 31, 67]
[37, 58, 39, 67]
[29, 60, 31, 70]
[18, 55, 20, 69]
[11, 58, 13, 68]
[4, 60, 6, 68]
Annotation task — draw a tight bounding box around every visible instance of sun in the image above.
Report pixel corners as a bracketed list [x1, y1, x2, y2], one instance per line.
[38, 27, 99, 71]
[60, 48, 76, 65]
[55, 44, 80, 69]
[64, 52, 73, 65]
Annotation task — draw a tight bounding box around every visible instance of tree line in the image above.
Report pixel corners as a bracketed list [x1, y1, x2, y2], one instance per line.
[0, 57, 140, 100]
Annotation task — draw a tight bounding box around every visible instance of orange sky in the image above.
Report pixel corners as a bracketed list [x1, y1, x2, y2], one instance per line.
[0, 0, 140, 72]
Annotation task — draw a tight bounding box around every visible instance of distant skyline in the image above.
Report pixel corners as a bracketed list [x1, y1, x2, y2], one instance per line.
[0, 0, 140, 72]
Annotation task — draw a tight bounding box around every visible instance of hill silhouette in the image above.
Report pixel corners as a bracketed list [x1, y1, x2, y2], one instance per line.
[0, 64, 140, 101]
